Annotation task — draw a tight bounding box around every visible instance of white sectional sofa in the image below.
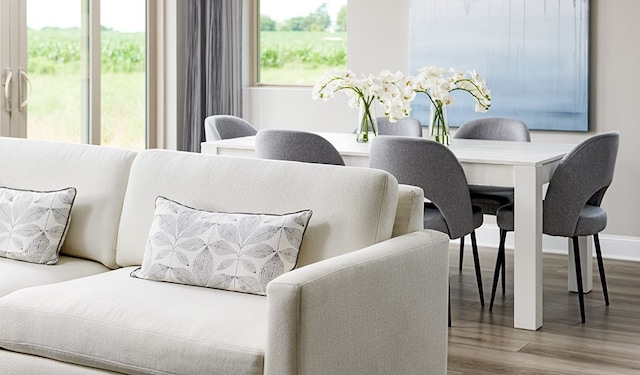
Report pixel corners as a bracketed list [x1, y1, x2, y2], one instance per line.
[0, 137, 450, 374]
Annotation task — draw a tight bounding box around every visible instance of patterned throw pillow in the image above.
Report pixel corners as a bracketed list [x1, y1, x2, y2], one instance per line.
[0, 187, 77, 265]
[131, 196, 312, 296]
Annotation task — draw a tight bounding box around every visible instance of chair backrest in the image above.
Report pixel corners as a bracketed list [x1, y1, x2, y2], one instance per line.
[454, 117, 531, 142]
[543, 131, 620, 237]
[204, 115, 257, 141]
[255, 129, 346, 166]
[376, 117, 423, 137]
[369, 136, 474, 239]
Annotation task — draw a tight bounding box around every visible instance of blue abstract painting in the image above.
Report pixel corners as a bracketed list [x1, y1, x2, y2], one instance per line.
[410, 0, 590, 131]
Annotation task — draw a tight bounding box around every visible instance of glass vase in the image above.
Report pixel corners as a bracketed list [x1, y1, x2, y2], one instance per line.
[428, 102, 450, 146]
[356, 97, 378, 143]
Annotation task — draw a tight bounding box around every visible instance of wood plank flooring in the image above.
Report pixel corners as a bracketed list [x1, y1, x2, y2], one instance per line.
[448, 244, 640, 374]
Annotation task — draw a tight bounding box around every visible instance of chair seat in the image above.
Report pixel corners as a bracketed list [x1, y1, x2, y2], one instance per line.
[469, 185, 514, 215]
[496, 203, 515, 231]
[424, 203, 483, 239]
[574, 205, 607, 236]
[496, 203, 607, 237]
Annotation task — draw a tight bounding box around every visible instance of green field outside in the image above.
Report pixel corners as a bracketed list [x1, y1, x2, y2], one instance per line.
[27, 28, 145, 150]
[27, 29, 345, 149]
[260, 31, 347, 85]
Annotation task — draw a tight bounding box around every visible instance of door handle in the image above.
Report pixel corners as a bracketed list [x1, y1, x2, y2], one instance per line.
[19, 69, 31, 111]
[3, 68, 12, 113]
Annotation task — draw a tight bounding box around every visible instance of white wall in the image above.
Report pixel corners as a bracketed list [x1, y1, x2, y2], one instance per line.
[243, 0, 640, 258]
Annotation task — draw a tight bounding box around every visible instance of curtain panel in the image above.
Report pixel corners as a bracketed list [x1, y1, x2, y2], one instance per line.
[183, 0, 243, 152]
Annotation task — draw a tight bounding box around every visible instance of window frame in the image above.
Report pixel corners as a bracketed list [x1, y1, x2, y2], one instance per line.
[252, 0, 348, 88]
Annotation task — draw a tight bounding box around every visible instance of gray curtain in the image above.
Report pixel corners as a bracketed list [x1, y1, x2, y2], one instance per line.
[183, 0, 243, 152]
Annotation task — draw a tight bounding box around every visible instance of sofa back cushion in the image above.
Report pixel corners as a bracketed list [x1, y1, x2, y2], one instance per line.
[116, 150, 399, 268]
[0, 137, 137, 268]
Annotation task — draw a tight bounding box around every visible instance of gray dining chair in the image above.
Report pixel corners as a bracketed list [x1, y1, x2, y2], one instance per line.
[454, 117, 531, 143]
[204, 115, 258, 141]
[376, 116, 423, 137]
[453, 117, 530, 289]
[255, 129, 345, 166]
[489, 131, 620, 323]
[369, 136, 485, 308]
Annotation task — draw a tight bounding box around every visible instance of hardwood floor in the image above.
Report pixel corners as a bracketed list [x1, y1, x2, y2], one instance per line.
[448, 244, 640, 374]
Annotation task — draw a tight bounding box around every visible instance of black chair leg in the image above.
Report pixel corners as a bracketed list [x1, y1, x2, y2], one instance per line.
[448, 281, 452, 327]
[470, 231, 485, 307]
[501, 244, 506, 295]
[490, 229, 507, 311]
[572, 237, 586, 324]
[459, 236, 465, 271]
[594, 234, 609, 306]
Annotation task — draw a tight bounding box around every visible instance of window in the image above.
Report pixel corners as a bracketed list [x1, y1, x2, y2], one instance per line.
[257, 0, 347, 86]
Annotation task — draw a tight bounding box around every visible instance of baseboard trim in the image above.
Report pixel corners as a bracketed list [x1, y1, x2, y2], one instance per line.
[457, 221, 640, 262]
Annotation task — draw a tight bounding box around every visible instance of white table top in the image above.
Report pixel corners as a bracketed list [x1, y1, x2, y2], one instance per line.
[202, 132, 575, 167]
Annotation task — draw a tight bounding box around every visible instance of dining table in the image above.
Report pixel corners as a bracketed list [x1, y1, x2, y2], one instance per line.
[201, 132, 581, 331]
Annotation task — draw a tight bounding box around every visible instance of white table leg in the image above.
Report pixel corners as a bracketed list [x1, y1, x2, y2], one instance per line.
[513, 166, 543, 330]
[568, 236, 593, 293]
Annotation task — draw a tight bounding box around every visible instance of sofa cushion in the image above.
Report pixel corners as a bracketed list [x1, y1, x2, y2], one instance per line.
[0, 350, 118, 374]
[0, 137, 137, 268]
[116, 151, 399, 268]
[131, 196, 312, 295]
[0, 267, 266, 375]
[0, 187, 76, 265]
[0, 256, 110, 298]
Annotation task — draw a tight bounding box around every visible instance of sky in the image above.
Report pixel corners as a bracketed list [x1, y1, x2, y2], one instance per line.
[26, 1, 346, 32]
[260, 0, 346, 22]
[27, 0, 145, 32]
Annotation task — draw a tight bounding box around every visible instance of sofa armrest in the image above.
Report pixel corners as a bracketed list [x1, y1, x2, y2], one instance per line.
[392, 184, 425, 237]
[265, 230, 450, 375]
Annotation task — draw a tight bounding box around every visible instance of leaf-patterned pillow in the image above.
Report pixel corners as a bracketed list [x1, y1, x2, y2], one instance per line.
[131, 196, 312, 296]
[0, 187, 77, 265]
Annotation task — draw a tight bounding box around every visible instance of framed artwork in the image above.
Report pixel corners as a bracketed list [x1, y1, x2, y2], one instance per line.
[410, 0, 590, 131]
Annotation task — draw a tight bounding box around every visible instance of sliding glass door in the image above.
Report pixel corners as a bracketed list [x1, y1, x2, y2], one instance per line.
[0, 0, 146, 150]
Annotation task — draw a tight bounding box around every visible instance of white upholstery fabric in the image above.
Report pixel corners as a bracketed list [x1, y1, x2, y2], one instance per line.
[0, 229, 450, 375]
[116, 151, 398, 268]
[0, 350, 118, 374]
[265, 230, 450, 375]
[0, 137, 137, 268]
[0, 267, 267, 375]
[0, 256, 110, 297]
[392, 184, 425, 237]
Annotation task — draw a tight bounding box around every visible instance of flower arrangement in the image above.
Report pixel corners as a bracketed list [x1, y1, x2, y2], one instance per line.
[312, 69, 414, 142]
[414, 66, 491, 113]
[413, 66, 491, 145]
[312, 66, 491, 145]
